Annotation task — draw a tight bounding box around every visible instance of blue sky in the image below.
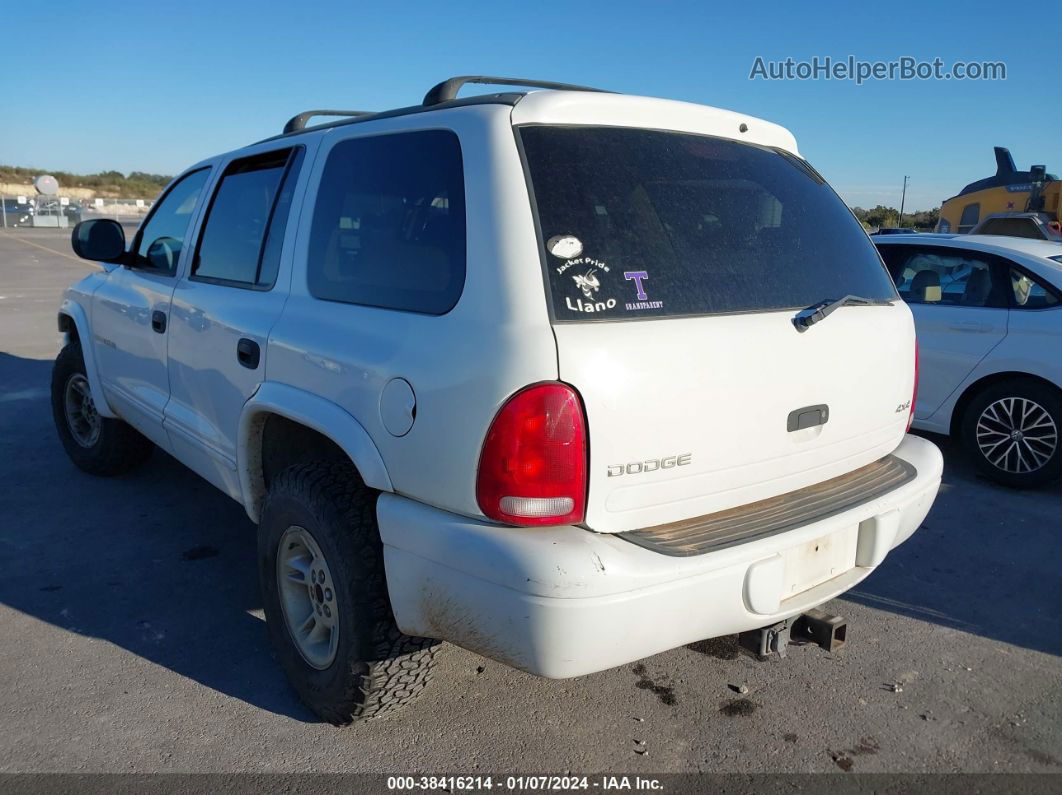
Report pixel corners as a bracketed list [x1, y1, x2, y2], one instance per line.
[2, 0, 1058, 211]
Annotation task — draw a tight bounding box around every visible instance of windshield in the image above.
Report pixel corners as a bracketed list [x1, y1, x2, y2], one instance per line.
[519, 126, 897, 321]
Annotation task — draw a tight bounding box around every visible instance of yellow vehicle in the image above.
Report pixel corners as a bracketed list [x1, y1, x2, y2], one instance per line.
[937, 147, 1061, 239]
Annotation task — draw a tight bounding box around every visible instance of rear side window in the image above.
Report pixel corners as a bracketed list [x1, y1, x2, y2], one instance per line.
[307, 130, 466, 315]
[519, 126, 896, 321]
[1009, 267, 1059, 308]
[193, 147, 304, 287]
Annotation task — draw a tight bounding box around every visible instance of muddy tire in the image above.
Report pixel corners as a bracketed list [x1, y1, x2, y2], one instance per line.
[258, 461, 440, 724]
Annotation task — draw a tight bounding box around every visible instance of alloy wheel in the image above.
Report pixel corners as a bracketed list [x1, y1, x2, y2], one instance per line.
[975, 396, 1058, 474]
[276, 525, 340, 670]
[64, 374, 101, 448]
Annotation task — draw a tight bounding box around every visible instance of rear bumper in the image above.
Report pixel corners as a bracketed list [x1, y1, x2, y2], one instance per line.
[378, 434, 943, 678]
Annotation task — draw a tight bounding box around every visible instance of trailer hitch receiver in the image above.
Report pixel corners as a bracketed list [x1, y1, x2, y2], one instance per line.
[738, 609, 847, 659]
[792, 608, 847, 653]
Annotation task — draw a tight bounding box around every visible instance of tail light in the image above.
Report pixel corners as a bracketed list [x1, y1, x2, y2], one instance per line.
[476, 382, 587, 526]
[908, 341, 919, 431]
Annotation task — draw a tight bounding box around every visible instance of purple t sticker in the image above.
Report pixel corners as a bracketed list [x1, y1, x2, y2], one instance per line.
[624, 271, 649, 300]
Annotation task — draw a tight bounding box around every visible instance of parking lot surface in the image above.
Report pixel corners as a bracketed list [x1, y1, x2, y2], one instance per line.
[0, 229, 1060, 774]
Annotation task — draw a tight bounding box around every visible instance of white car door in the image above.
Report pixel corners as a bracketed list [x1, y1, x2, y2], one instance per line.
[882, 244, 1010, 418]
[91, 168, 212, 448]
[164, 143, 313, 499]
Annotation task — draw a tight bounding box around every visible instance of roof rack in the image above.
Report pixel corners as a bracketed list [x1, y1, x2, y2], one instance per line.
[283, 109, 373, 134]
[277, 77, 612, 138]
[422, 75, 611, 106]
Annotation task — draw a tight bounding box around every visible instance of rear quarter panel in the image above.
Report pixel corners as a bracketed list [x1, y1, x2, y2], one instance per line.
[266, 105, 557, 519]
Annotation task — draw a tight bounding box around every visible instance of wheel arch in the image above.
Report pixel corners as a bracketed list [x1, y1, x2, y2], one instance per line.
[57, 298, 117, 419]
[237, 382, 393, 523]
[950, 371, 1062, 436]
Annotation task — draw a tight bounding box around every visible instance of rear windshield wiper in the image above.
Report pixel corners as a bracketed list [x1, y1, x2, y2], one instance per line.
[793, 294, 891, 332]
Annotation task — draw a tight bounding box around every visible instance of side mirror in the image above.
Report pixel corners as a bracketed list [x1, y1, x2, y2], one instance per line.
[71, 219, 126, 263]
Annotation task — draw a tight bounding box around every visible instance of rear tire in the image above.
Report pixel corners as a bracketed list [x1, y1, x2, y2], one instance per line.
[959, 378, 1062, 488]
[51, 342, 154, 476]
[258, 461, 440, 724]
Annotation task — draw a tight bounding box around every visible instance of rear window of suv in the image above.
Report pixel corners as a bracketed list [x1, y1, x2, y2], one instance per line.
[519, 126, 896, 321]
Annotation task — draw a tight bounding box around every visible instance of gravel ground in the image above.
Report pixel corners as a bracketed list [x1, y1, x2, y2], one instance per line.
[0, 229, 1059, 777]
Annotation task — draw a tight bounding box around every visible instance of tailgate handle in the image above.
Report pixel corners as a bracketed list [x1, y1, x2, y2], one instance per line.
[787, 404, 829, 432]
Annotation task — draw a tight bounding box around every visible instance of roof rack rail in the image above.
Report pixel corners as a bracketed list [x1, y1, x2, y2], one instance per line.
[422, 76, 612, 106]
[283, 109, 373, 134]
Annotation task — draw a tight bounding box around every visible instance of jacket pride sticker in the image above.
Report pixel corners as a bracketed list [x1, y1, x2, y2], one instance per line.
[623, 271, 663, 310]
[559, 256, 617, 314]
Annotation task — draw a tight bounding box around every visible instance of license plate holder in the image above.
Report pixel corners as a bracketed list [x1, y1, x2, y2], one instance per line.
[781, 526, 858, 598]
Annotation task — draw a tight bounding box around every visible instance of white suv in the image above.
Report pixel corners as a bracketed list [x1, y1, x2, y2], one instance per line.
[53, 76, 942, 724]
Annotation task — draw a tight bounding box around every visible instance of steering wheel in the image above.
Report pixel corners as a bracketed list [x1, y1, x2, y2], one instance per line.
[146, 237, 180, 270]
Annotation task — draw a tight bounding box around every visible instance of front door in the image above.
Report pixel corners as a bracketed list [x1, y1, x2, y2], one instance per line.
[91, 168, 212, 448]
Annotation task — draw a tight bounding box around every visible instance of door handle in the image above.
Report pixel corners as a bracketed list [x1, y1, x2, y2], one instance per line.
[151, 310, 167, 334]
[237, 338, 261, 370]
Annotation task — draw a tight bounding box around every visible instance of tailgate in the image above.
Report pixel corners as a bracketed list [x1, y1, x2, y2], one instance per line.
[555, 304, 914, 532]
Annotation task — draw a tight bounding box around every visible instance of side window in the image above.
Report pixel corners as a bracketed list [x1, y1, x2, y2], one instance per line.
[957, 203, 980, 233]
[192, 147, 304, 288]
[1008, 266, 1060, 309]
[890, 247, 1008, 308]
[133, 168, 211, 273]
[307, 130, 466, 315]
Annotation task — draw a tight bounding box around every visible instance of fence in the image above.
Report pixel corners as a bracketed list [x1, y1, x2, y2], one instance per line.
[0, 194, 154, 230]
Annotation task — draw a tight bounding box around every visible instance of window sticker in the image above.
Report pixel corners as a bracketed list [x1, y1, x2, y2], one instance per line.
[623, 270, 663, 311]
[556, 254, 618, 313]
[555, 254, 608, 277]
[546, 234, 583, 260]
[573, 268, 601, 298]
[549, 251, 666, 316]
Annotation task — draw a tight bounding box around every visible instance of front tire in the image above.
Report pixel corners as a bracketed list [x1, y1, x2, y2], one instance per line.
[51, 342, 153, 476]
[960, 378, 1062, 488]
[258, 461, 440, 724]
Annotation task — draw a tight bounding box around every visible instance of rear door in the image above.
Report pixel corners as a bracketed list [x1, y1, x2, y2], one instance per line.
[520, 126, 915, 533]
[164, 144, 312, 498]
[879, 244, 1009, 418]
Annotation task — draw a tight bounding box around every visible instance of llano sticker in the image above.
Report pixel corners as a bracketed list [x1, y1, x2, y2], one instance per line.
[546, 234, 583, 259]
[560, 254, 618, 314]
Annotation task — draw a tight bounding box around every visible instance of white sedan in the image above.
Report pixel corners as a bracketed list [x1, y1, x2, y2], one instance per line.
[874, 234, 1062, 488]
